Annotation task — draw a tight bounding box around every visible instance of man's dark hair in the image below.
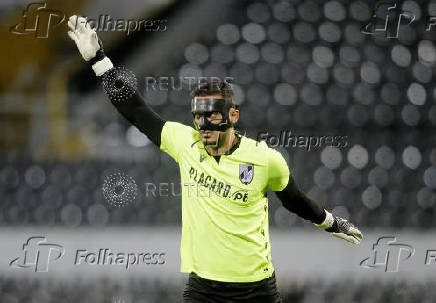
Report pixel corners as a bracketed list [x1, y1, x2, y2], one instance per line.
[191, 81, 236, 106]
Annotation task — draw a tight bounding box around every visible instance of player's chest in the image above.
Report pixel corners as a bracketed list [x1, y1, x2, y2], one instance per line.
[180, 150, 267, 204]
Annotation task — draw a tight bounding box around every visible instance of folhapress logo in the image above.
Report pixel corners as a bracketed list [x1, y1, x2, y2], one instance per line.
[361, 1, 415, 38]
[10, 2, 65, 38]
[10, 236, 65, 272]
[360, 236, 414, 272]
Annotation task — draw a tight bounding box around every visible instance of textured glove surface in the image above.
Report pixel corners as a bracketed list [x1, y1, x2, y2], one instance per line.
[67, 15, 101, 61]
[326, 216, 363, 245]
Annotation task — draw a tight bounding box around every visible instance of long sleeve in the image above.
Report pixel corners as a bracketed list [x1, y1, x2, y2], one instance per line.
[100, 66, 166, 146]
[274, 173, 326, 224]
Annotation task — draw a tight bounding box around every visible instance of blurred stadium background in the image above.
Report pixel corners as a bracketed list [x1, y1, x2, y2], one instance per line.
[1, 0, 436, 302]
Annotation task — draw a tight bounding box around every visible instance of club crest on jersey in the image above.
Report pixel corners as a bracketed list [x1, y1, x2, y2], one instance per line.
[239, 164, 254, 185]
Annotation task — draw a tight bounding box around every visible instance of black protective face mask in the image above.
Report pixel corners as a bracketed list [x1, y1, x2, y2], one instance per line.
[191, 98, 237, 132]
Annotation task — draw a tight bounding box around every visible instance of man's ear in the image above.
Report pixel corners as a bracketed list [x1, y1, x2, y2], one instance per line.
[229, 108, 239, 124]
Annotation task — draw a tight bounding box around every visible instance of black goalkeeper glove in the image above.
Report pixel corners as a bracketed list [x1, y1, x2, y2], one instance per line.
[314, 210, 363, 245]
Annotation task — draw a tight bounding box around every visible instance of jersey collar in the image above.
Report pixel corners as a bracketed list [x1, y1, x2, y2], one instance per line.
[222, 133, 242, 156]
[193, 132, 243, 157]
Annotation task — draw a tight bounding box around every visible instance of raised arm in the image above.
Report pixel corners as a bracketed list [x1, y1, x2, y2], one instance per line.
[67, 15, 165, 146]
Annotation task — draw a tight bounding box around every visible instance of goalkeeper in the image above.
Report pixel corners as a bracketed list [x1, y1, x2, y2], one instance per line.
[68, 16, 362, 303]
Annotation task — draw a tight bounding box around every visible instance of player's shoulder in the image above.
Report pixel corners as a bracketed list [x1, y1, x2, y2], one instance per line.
[242, 136, 288, 166]
[241, 136, 280, 155]
[162, 121, 198, 142]
[163, 121, 196, 135]
[163, 120, 194, 131]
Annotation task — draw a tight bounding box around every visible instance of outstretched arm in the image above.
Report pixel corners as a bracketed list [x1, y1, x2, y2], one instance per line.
[67, 15, 165, 146]
[275, 176, 326, 223]
[275, 173, 363, 245]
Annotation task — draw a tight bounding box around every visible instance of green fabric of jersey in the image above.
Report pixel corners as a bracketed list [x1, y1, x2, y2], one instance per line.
[160, 121, 290, 282]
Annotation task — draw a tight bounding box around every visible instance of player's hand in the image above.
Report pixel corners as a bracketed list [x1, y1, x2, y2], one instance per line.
[67, 15, 113, 76]
[67, 15, 101, 61]
[326, 215, 362, 244]
[315, 210, 363, 245]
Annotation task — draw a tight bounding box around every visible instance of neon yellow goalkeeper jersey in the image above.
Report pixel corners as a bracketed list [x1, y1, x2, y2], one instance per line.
[160, 121, 290, 282]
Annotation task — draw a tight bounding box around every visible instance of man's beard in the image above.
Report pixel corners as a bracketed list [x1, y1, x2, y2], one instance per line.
[203, 132, 221, 148]
[202, 131, 229, 149]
